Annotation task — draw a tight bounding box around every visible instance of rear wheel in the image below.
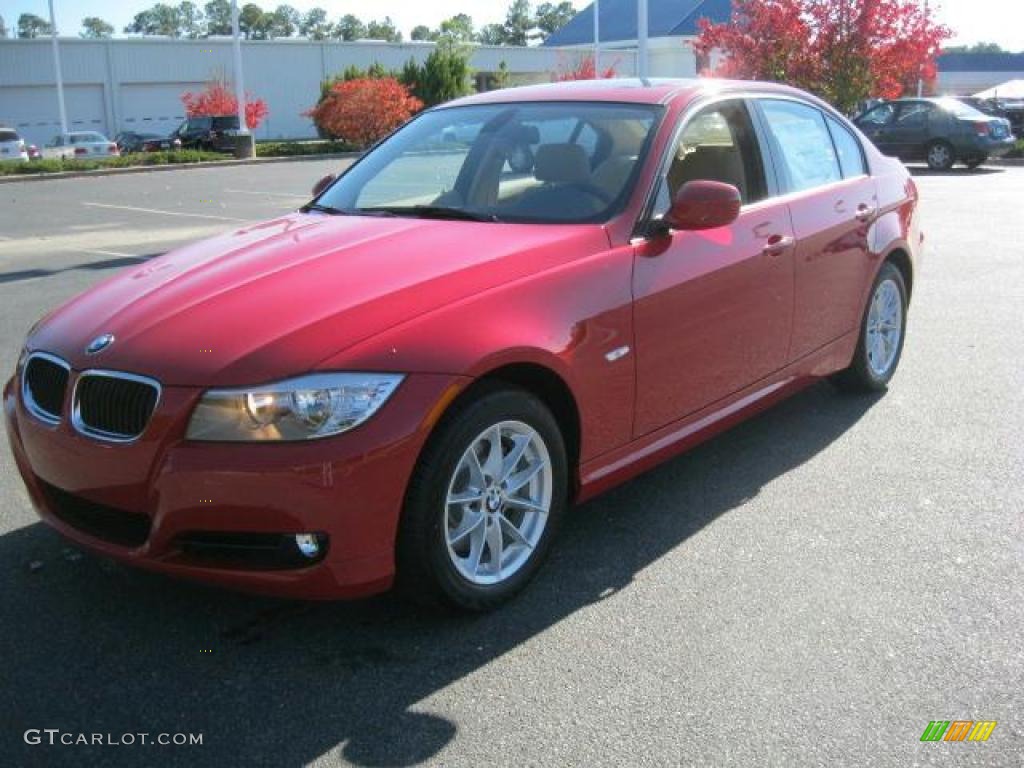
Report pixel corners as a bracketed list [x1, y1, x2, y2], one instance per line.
[397, 386, 568, 611]
[926, 140, 955, 171]
[833, 261, 908, 393]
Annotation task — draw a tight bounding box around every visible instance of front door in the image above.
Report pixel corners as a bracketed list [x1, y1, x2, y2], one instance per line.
[632, 99, 795, 437]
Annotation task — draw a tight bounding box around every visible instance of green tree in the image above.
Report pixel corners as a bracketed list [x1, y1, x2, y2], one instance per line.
[204, 0, 232, 35]
[478, 23, 507, 45]
[333, 14, 366, 41]
[534, 1, 575, 41]
[410, 25, 434, 41]
[266, 5, 299, 37]
[18, 13, 53, 38]
[300, 7, 331, 39]
[943, 41, 1005, 54]
[366, 17, 402, 42]
[239, 3, 271, 39]
[81, 16, 115, 38]
[124, 4, 183, 36]
[438, 13, 477, 43]
[413, 39, 473, 106]
[502, 0, 534, 45]
[178, 1, 204, 38]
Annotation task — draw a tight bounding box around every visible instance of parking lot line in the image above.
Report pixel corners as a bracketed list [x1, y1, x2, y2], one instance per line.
[82, 202, 249, 223]
[224, 188, 309, 199]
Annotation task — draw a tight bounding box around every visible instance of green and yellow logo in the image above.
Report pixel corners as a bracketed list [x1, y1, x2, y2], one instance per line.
[921, 720, 997, 742]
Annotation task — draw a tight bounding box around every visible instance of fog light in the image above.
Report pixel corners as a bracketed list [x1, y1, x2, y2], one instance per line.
[295, 534, 320, 558]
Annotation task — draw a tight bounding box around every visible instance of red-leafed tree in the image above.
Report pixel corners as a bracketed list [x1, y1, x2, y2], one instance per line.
[305, 78, 423, 147]
[694, 0, 951, 113]
[554, 54, 618, 81]
[181, 80, 269, 130]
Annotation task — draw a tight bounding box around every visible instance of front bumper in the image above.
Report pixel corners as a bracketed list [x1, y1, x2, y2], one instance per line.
[4, 371, 465, 599]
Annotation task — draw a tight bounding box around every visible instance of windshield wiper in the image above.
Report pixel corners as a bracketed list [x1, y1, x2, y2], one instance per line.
[358, 205, 500, 223]
[300, 202, 347, 215]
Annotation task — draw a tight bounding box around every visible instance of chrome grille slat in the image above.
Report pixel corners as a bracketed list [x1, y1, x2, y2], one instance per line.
[72, 370, 161, 443]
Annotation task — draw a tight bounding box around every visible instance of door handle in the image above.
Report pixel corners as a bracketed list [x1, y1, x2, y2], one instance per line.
[762, 234, 794, 256]
[855, 203, 877, 222]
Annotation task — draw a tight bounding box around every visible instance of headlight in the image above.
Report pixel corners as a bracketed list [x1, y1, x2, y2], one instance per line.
[186, 372, 404, 441]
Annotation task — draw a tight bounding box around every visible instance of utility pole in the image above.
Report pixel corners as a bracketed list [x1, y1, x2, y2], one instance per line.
[593, 0, 600, 77]
[47, 0, 68, 135]
[917, 0, 929, 97]
[638, 0, 649, 80]
[231, 0, 254, 157]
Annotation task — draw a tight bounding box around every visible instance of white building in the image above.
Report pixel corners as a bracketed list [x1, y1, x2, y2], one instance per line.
[0, 37, 637, 146]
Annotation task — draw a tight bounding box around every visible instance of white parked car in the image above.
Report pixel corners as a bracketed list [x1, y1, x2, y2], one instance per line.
[42, 131, 120, 159]
[0, 127, 29, 162]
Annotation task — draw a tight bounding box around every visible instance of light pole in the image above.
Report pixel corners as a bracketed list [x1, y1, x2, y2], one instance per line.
[230, 0, 254, 157]
[593, 0, 600, 77]
[47, 0, 68, 135]
[638, 0, 649, 80]
[917, 0, 929, 97]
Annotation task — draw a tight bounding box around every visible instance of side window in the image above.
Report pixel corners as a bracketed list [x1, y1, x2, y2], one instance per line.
[826, 116, 866, 178]
[856, 103, 895, 127]
[760, 100, 842, 193]
[895, 102, 935, 127]
[654, 99, 767, 214]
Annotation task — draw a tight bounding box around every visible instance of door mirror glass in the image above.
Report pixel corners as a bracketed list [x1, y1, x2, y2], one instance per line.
[663, 180, 741, 231]
[312, 173, 336, 198]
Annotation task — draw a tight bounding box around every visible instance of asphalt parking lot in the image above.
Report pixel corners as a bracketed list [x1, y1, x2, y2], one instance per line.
[0, 160, 1021, 767]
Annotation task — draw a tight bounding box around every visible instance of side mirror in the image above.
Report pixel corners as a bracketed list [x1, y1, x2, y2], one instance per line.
[662, 180, 742, 232]
[311, 173, 336, 198]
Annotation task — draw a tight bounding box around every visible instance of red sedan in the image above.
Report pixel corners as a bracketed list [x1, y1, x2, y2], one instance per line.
[4, 79, 921, 610]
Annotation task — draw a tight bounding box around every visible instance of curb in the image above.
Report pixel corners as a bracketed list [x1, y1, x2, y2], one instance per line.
[992, 157, 1024, 166]
[0, 151, 362, 184]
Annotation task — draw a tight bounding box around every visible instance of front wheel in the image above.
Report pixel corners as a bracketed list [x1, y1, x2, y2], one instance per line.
[397, 386, 568, 611]
[833, 262, 908, 393]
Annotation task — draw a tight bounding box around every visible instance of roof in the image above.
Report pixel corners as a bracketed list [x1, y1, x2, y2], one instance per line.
[544, 0, 733, 46]
[937, 52, 1024, 72]
[443, 77, 812, 108]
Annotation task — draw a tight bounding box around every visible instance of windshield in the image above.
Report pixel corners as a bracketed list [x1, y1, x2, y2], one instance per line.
[315, 102, 663, 224]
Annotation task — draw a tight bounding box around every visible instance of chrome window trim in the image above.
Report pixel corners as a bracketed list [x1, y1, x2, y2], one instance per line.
[71, 369, 162, 444]
[21, 351, 71, 426]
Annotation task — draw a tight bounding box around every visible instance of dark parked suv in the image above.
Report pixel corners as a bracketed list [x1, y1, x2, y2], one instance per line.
[854, 97, 1015, 170]
[171, 115, 240, 152]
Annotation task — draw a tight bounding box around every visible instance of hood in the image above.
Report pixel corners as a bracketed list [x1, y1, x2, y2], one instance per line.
[30, 212, 606, 386]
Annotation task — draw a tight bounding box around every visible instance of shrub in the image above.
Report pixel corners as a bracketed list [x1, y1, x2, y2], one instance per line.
[255, 141, 356, 157]
[305, 78, 423, 148]
[181, 80, 269, 130]
[408, 41, 473, 106]
[0, 150, 225, 176]
[555, 54, 618, 81]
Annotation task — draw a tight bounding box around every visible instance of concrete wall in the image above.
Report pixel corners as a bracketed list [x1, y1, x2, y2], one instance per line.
[0, 38, 638, 146]
[935, 70, 1024, 97]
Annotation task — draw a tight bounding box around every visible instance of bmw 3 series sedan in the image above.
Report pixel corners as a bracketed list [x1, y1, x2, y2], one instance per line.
[5, 79, 922, 611]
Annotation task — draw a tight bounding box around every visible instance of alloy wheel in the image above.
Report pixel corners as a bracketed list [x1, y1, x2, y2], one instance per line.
[444, 420, 552, 586]
[866, 278, 903, 377]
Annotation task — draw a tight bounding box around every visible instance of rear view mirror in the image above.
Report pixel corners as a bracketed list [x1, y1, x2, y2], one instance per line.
[311, 173, 336, 198]
[663, 180, 741, 231]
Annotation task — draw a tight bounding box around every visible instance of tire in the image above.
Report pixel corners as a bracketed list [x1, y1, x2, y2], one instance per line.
[396, 385, 568, 611]
[833, 261, 908, 393]
[926, 140, 955, 171]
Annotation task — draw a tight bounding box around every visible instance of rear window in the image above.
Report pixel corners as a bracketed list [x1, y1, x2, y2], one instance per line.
[938, 99, 987, 119]
[69, 133, 107, 144]
[212, 116, 240, 130]
[0, 130, 19, 142]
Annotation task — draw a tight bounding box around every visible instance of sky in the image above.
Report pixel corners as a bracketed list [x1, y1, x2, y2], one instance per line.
[3, 0, 1024, 51]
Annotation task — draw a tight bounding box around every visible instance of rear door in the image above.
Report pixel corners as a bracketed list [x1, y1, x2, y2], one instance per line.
[755, 98, 877, 360]
[632, 98, 795, 435]
[885, 101, 939, 161]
